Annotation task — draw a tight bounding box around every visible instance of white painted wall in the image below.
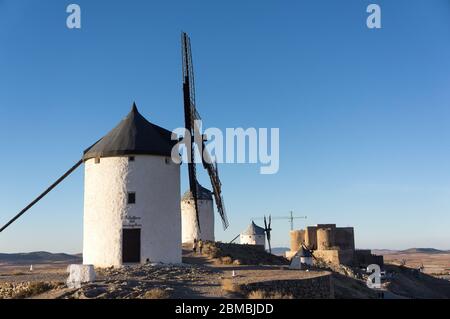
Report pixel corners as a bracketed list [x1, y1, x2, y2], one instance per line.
[83, 155, 181, 267]
[240, 234, 265, 248]
[300, 256, 313, 266]
[181, 198, 214, 243]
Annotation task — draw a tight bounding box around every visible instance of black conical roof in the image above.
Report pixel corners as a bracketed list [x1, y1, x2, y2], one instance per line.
[297, 247, 313, 258]
[241, 221, 266, 236]
[182, 183, 213, 201]
[83, 103, 176, 160]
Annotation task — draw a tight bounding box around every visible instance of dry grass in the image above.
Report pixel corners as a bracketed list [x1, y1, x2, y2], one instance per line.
[220, 256, 233, 265]
[247, 290, 294, 299]
[13, 282, 54, 299]
[233, 259, 242, 265]
[143, 288, 170, 299]
[221, 278, 240, 293]
[202, 241, 288, 266]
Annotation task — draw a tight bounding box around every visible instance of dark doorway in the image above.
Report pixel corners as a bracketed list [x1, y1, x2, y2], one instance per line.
[122, 228, 141, 263]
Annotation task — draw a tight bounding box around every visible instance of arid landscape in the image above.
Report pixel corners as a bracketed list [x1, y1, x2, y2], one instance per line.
[373, 248, 450, 277]
[1, 244, 449, 299]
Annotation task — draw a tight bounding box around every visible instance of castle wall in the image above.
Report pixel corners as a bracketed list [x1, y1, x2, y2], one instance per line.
[305, 226, 318, 250]
[240, 273, 334, 299]
[313, 249, 355, 265]
[290, 230, 305, 252]
[288, 224, 359, 266]
[354, 250, 384, 267]
[334, 227, 355, 250]
[317, 228, 335, 250]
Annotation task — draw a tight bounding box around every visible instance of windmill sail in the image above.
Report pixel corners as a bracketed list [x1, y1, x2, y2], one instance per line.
[181, 32, 229, 231]
[202, 141, 229, 229]
[264, 215, 272, 253]
[182, 32, 201, 231]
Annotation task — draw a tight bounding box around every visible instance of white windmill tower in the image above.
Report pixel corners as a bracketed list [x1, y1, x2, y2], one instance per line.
[240, 222, 266, 248]
[181, 183, 214, 243]
[0, 103, 182, 268]
[82, 103, 181, 267]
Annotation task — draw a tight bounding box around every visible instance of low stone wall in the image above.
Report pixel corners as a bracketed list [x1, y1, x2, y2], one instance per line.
[240, 274, 334, 299]
[313, 249, 354, 265]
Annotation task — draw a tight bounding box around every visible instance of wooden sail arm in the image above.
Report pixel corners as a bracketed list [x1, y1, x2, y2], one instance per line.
[0, 159, 83, 233]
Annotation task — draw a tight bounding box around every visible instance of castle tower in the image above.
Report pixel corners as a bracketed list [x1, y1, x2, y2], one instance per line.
[82, 103, 181, 267]
[181, 183, 214, 243]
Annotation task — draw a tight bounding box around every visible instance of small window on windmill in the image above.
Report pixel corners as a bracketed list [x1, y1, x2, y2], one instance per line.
[129, 156, 135, 162]
[95, 157, 101, 164]
[128, 192, 136, 204]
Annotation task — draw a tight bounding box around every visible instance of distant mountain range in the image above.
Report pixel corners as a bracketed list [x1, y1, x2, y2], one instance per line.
[273, 247, 450, 256]
[1, 247, 448, 265]
[0, 251, 81, 265]
[270, 247, 290, 256]
[372, 248, 450, 255]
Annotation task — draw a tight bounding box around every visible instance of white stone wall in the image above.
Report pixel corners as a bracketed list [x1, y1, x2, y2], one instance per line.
[83, 155, 181, 267]
[240, 234, 266, 248]
[181, 198, 214, 243]
[300, 256, 313, 266]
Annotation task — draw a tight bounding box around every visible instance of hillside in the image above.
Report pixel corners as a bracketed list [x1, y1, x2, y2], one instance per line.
[400, 248, 447, 254]
[0, 252, 81, 265]
[373, 248, 449, 255]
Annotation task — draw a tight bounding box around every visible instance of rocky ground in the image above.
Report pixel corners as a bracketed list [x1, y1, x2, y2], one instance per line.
[0, 247, 329, 299]
[63, 263, 223, 299]
[1, 244, 449, 299]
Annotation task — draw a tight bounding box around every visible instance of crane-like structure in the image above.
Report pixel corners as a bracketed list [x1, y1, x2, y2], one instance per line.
[252, 211, 307, 231]
[181, 32, 229, 231]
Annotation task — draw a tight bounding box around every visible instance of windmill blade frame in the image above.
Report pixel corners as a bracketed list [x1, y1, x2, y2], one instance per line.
[202, 141, 229, 229]
[181, 32, 229, 231]
[181, 32, 201, 231]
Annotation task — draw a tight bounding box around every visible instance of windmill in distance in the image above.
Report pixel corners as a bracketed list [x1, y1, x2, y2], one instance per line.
[264, 215, 272, 254]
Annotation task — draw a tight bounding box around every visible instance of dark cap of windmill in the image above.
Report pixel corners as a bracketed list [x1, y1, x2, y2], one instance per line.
[83, 102, 176, 160]
[182, 183, 213, 201]
[297, 247, 313, 258]
[242, 221, 266, 236]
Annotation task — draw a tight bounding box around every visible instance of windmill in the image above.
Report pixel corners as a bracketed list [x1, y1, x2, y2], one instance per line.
[181, 32, 229, 232]
[264, 215, 272, 254]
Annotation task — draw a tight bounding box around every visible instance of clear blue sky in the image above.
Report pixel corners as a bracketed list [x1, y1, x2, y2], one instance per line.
[1, 0, 449, 253]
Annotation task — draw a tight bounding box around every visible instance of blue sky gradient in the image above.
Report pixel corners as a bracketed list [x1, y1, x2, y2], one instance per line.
[0, 0, 449, 253]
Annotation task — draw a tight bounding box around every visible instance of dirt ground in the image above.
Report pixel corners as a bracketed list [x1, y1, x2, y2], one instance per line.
[381, 252, 450, 275]
[0, 264, 67, 283]
[1, 249, 449, 299]
[0, 250, 330, 299]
